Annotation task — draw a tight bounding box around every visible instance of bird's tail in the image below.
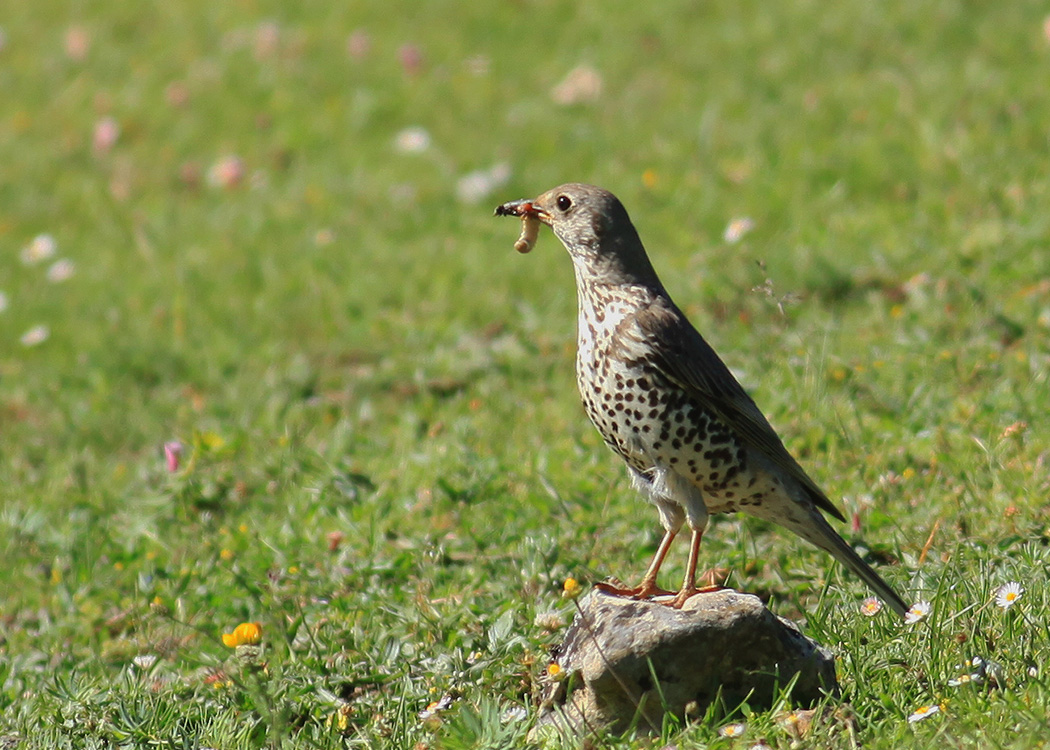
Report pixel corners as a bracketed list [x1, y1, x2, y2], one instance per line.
[771, 505, 910, 618]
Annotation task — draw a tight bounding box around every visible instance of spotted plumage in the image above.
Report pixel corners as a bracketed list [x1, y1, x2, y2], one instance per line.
[496, 183, 908, 617]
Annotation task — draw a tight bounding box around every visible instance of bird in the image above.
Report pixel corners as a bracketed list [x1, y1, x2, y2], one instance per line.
[495, 183, 909, 617]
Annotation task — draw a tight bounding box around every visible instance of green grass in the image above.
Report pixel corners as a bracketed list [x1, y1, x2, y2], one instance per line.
[1, 0, 1049, 747]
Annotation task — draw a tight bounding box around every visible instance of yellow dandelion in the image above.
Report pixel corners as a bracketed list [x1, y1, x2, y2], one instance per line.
[547, 662, 565, 680]
[222, 621, 262, 647]
[562, 577, 582, 599]
[198, 431, 226, 450]
[334, 709, 349, 732]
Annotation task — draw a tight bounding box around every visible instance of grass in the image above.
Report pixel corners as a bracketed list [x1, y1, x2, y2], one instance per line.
[1, 0, 1049, 747]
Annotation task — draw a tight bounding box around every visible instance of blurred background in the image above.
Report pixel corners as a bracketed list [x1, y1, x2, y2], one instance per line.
[0, 1, 1048, 746]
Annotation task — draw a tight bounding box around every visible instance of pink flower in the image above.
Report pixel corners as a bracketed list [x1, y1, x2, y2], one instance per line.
[165, 81, 190, 108]
[208, 156, 245, 189]
[164, 441, 184, 472]
[397, 43, 423, 75]
[254, 21, 279, 59]
[347, 30, 370, 60]
[93, 117, 120, 154]
[64, 26, 91, 61]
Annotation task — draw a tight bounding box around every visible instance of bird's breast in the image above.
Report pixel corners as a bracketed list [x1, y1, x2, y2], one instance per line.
[574, 307, 754, 514]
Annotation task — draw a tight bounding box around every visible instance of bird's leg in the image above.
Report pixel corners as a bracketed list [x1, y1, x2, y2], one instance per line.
[669, 500, 719, 609]
[670, 527, 704, 608]
[594, 527, 677, 599]
[632, 527, 678, 598]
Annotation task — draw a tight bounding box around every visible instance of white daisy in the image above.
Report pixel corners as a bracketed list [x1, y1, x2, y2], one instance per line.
[907, 704, 941, 723]
[21, 234, 56, 265]
[995, 582, 1024, 610]
[723, 217, 755, 243]
[20, 325, 49, 347]
[46, 259, 75, 283]
[718, 722, 746, 738]
[394, 126, 431, 154]
[860, 596, 883, 616]
[904, 600, 931, 624]
[132, 654, 157, 670]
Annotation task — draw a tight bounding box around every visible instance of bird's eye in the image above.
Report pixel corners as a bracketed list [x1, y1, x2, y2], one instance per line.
[556, 195, 572, 211]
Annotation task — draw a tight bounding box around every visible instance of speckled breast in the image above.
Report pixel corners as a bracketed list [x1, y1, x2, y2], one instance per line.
[575, 323, 755, 514]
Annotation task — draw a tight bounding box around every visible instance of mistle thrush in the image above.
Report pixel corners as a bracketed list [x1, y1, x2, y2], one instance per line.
[496, 183, 908, 617]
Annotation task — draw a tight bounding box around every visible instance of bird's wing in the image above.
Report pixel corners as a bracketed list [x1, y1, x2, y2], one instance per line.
[634, 300, 845, 522]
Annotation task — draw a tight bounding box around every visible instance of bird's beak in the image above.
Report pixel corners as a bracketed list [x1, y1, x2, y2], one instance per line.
[494, 199, 550, 223]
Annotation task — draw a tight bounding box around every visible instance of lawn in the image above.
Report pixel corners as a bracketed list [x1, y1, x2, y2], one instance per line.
[1, 1, 1049, 747]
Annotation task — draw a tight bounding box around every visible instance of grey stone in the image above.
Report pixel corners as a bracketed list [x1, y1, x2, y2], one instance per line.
[533, 589, 837, 739]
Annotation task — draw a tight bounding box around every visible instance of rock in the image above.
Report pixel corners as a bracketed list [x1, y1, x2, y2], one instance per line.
[533, 588, 837, 739]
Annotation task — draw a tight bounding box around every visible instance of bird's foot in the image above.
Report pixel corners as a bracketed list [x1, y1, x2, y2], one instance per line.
[667, 582, 725, 609]
[594, 579, 675, 600]
[666, 569, 730, 609]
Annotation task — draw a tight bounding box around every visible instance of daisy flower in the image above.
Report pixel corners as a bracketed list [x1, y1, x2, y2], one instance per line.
[533, 611, 563, 631]
[418, 694, 453, 720]
[718, 722, 747, 738]
[904, 600, 931, 624]
[860, 597, 883, 616]
[21, 234, 56, 265]
[20, 325, 49, 347]
[995, 582, 1024, 610]
[46, 259, 76, 283]
[393, 126, 430, 154]
[907, 704, 941, 723]
[132, 654, 157, 670]
[723, 217, 755, 243]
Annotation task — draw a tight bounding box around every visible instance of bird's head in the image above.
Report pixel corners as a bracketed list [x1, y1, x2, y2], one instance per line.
[495, 183, 661, 288]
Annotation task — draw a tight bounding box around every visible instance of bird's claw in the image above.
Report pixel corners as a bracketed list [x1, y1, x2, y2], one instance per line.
[594, 580, 675, 600]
